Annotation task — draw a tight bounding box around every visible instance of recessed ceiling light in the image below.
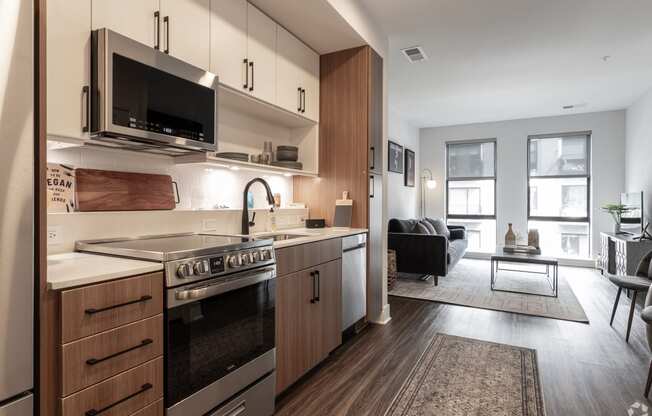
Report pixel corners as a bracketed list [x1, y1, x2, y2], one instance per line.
[401, 46, 428, 63]
[602, 55, 612, 62]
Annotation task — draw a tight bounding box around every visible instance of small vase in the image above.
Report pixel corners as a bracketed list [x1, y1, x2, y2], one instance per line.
[505, 223, 516, 246]
[614, 222, 621, 234]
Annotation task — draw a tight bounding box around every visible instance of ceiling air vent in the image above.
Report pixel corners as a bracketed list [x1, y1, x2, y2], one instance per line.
[401, 46, 427, 63]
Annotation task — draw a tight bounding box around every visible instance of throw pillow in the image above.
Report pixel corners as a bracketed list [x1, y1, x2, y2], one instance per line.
[419, 220, 437, 235]
[426, 217, 450, 239]
[412, 222, 431, 234]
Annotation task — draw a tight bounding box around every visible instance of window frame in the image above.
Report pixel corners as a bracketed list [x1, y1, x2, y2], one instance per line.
[446, 138, 497, 220]
[526, 132, 591, 223]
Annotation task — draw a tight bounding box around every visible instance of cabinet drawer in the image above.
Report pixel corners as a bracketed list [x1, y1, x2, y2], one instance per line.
[130, 399, 163, 416]
[61, 272, 163, 343]
[61, 315, 163, 396]
[61, 357, 163, 416]
[275, 238, 342, 276]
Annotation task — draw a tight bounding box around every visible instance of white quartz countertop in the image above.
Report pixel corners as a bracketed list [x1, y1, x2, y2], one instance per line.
[47, 252, 164, 291]
[253, 227, 368, 249]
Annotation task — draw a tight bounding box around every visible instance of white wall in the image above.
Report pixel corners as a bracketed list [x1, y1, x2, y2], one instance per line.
[420, 110, 626, 259]
[388, 109, 419, 219]
[625, 87, 652, 221]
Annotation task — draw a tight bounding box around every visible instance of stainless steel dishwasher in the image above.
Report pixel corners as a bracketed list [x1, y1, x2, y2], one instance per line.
[342, 233, 367, 331]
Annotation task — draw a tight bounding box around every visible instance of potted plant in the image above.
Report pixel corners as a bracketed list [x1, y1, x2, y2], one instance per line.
[601, 203, 634, 234]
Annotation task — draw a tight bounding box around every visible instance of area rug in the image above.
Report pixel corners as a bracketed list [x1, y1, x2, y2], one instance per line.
[385, 334, 546, 416]
[389, 259, 589, 323]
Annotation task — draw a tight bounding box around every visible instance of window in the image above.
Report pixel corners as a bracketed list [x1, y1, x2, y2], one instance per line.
[447, 140, 496, 253]
[528, 133, 591, 258]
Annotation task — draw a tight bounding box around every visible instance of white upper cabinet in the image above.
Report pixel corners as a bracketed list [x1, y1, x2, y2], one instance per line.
[92, 0, 159, 48]
[246, 3, 277, 104]
[299, 43, 320, 122]
[210, 0, 248, 91]
[276, 27, 319, 121]
[160, 0, 211, 70]
[47, 0, 91, 140]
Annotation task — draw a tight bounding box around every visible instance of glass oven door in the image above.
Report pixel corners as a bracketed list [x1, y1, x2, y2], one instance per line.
[165, 267, 275, 409]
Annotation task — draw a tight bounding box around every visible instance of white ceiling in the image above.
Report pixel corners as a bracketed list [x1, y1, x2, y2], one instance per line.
[360, 0, 652, 127]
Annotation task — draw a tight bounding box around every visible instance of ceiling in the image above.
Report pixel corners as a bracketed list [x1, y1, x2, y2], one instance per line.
[360, 0, 652, 127]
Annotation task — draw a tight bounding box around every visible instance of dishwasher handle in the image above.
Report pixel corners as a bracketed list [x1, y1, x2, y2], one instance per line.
[343, 242, 366, 253]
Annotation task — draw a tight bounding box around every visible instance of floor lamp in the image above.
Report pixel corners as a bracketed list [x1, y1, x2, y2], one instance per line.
[420, 169, 437, 218]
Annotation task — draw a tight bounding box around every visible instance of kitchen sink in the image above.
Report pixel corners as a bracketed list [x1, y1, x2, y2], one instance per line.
[256, 233, 306, 241]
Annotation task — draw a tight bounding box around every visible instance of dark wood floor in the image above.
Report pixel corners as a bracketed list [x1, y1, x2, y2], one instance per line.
[275, 261, 652, 416]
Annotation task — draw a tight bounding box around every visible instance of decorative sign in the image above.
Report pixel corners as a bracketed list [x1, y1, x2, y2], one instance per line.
[47, 163, 75, 212]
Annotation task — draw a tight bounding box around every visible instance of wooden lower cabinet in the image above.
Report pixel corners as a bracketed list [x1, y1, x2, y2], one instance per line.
[276, 258, 342, 394]
[130, 399, 164, 416]
[61, 357, 163, 416]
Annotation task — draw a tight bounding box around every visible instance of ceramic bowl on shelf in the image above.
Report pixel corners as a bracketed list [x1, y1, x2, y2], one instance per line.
[215, 152, 249, 162]
[271, 160, 303, 170]
[276, 145, 298, 162]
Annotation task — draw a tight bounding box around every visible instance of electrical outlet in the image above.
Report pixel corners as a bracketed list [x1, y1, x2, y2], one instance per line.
[47, 226, 62, 245]
[202, 219, 218, 231]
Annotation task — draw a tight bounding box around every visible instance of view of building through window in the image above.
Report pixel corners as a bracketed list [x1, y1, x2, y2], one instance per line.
[446, 140, 496, 253]
[527, 133, 591, 258]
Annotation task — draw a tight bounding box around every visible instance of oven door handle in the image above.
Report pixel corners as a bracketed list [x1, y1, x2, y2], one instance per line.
[169, 266, 276, 307]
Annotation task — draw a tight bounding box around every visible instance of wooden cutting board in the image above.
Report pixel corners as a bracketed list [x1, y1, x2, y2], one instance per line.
[75, 169, 176, 211]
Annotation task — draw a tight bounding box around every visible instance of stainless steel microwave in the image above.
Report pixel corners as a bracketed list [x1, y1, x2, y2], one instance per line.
[91, 29, 218, 154]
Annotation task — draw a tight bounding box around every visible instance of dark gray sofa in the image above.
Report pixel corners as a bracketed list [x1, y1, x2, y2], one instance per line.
[388, 218, 468, 286]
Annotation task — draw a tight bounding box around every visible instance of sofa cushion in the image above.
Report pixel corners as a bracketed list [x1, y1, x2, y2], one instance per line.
[448, 238, 468, 268]
[412, 222, 431, 234]
[389, 218, 419, 234]
[419, 220, 437, 235]
[425, 218, 450, 239]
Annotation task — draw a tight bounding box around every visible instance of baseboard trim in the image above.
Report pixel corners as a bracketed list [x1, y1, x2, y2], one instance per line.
[369, 304, 392, 325]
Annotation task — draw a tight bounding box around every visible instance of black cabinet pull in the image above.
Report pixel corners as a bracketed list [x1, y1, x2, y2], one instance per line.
[154, 11, 160, 50]
[243, 58, 249, 89]
[84, 295, 152, 315]
[310, 272, 317, 303]
[163, 16, 170, 54]
[370, 146, 375, 170]
[86, 338, 153, 366]
[315, 270, 320, 302]
[249, 61, 254, 91]
[85, 383, 153, 416]
[302, 89, 307, 113]
[82, 85, 90, 133]
[297, 87, 302, 112]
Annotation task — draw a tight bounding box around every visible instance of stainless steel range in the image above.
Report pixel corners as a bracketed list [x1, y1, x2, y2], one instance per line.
[76, 233, 277, 416]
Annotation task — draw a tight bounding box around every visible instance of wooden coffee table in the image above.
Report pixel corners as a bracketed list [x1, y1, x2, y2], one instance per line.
[490, 251, 559, 297]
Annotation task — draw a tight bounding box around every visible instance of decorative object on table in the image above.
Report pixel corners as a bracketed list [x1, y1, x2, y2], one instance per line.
[215, 152, 249, 162]
[75, 168, 178, 211]
[334, 192, 353, 227]
[528, 229, 540, 249]
[504, 223, 516, 246]
[404, 148, 415, 187]
[419, 168, 437, 218]
[47, 163, 75, 212]
[388, 140, 404, 173]
[602, 203, 634, 234]
[262, 141, 273, 165]
[276, 145, 298, 162]
[387, 249, 398, 290]
[306, 219, 326, 229]
[639, 222, 652, 241]
[271, 160, 303, 170]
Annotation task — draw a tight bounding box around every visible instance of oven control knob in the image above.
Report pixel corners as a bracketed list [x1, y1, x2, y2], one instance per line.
[241, 253, 251, 265]
[252, 251, 261, 262]
[193, 260, 209, 275]
[228, 255, 242, 268]
[262, 249, 272, 260]
[177, 263, 193, 279]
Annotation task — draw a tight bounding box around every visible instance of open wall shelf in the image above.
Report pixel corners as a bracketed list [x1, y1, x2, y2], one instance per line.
[174, 153, 318, 177]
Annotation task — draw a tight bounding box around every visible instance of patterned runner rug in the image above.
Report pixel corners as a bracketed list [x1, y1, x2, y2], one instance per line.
[385, 334, 546, 416]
